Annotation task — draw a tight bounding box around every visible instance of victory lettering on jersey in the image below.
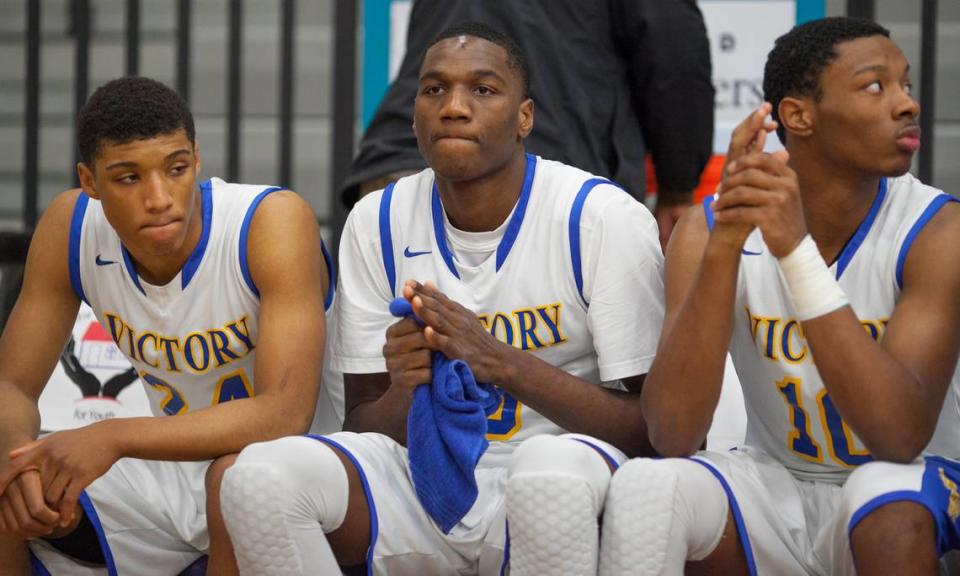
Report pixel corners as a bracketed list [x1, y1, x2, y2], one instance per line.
[744, 305, 889, 362]
[102, 312, 255, 374]
[477, 302, 567, 351]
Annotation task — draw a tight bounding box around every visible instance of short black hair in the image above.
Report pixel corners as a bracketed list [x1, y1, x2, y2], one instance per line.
[764, 17, 890, 144]
[425, 21, 531, 99]
[77, 77, 195, 166]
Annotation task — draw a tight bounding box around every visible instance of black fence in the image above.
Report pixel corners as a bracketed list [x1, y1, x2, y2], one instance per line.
[13, 0, 944, 238]
[18, 0, 358, 245]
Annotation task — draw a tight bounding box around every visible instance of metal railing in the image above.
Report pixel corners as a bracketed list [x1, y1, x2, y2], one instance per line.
[18, 0, 358, 254]
[15, 0, 942, 238]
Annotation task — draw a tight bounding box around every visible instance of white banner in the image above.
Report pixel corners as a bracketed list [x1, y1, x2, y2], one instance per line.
[37, 303, 152, 431]
[700, 0, 794, 153]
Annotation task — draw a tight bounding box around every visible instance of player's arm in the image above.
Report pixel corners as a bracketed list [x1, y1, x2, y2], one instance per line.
[640, 107, 777, 457]
[414, 280, 654, 456]
[342, 317, 433, 444]
[0, 190, 83, 536]
[1, 191, 328, 525]
[636, 206, 738, 457]
[342, 367, 416, 445]
[798, 201, 960, 463]
[335, 197, 428, 444]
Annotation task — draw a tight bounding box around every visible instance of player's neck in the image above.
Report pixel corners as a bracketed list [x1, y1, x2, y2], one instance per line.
[129, 195, 204, 287]
[436, 152, 527, 233]
[792, 152, 884, 262]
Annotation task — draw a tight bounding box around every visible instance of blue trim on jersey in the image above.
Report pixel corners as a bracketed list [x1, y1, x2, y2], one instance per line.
[78, 490, 118, 576]
[307, 435, 379, 575]
[181, 180, 215, 289]
[29, 551, 52, 576]
[68, 193, 90, 305]
[430, 182, 461, 280]
[120, 245, 146, 296]
[322, 240, 336, 311]
[703, 194, 716, 232]
[690, 458, 758, 576]
[569, 178, 612, 307]
[495, 153, 537, 271]
[500, 519, 511, 576]
[238, 185, 286, 298]
[835, 178, 887, 279]
[572, 437, 621, 471]
[379, 182, 398, 295]
[896, 194, 958, 290]
[430, 154, 538, 279]
[849, 457, 960, 558]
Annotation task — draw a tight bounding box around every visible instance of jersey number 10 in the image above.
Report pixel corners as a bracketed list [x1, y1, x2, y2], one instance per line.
[777, 377, 872, 467]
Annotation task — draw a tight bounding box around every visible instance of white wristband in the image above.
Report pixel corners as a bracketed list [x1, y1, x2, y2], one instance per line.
[777, 234, 848, 321]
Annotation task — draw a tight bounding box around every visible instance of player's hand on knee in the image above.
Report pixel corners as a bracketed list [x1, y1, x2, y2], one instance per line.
[411, 281, 508, 383]
[712, 151, 805, 257]
[0, 469, 60, 539]
[384, 317, 433, 393]
[2, 425, 122, 528]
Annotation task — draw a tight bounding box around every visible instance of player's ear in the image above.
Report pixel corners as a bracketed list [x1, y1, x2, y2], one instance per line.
[778, 96, 813, 139]
[517, 98, 534, 139]
[77, 162, 99, 199]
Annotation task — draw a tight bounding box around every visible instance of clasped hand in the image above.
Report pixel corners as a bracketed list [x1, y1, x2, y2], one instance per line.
[0, 423, 120, 538]
[713, 103, 807, 257]
[383, 281, 508, 393]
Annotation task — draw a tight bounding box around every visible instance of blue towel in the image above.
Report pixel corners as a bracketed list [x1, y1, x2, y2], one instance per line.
[389, 298, 502, 533]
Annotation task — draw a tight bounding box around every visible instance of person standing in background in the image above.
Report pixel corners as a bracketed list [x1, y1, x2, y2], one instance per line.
[342, 0, 714, 250]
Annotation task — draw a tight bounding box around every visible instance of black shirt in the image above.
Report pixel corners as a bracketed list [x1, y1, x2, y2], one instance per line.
[341, 0, 714, 207]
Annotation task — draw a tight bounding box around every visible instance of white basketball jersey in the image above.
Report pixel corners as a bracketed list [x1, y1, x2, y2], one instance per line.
[711, 174, 960, 481]
[69, 177, 342, 428]
[334, 154, 664, 467]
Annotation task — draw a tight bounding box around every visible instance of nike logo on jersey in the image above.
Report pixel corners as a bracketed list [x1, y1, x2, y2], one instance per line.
[404, 247, 432, 258]
[96, 254, 118, 266]
[741, 249, 763, 256]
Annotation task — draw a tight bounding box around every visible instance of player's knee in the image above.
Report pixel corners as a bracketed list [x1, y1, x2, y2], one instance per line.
[607, 458, 727, 559]
[607, 458, 682, 513]
[843, 460, 936, 548]
[840, 460, 916, 525]
[223, 437, 349, 531]
[509, 434, 611, 509]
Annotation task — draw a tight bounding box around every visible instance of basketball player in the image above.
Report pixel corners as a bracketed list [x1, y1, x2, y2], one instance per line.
[598, 18, 960, 576]
[218, 21, 664, 575]
[0, 77, 338, 575]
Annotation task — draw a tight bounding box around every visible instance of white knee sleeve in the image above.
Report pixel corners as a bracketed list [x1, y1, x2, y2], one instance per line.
[600, 458, 728, 576]
[220, 436, 349, 575]
[507, 434, 614, 576]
